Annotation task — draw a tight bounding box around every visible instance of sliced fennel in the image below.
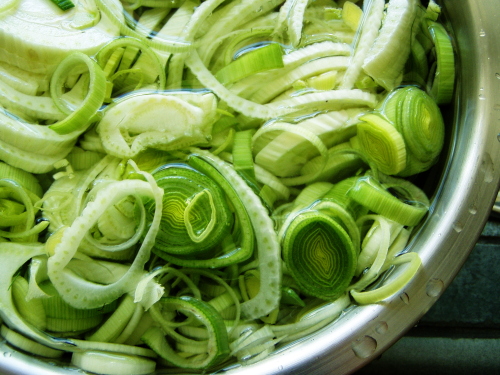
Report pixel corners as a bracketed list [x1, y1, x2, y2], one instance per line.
[0, 0, 120, 76]
[362, 0, 418, 90]
[0, 0, 455, 373]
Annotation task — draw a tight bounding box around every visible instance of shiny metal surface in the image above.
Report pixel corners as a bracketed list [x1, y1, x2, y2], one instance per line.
[1, 0, 500, 374]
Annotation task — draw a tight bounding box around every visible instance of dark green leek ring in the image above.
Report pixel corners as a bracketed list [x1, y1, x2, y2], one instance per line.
[150, 163, 232, 257]
[282, 210, 357, 300]
[150, 156, 255, 268]
[381, 86, 445, 170]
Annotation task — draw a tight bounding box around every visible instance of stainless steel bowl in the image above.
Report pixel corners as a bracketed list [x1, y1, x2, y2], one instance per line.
[1, 0, 500, 374]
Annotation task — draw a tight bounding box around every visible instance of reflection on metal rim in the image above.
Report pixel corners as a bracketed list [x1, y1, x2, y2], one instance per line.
[1, 1, 500, 374]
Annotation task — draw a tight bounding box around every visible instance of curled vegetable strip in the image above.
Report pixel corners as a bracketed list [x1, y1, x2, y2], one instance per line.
[0, 243, 73, 350]
[47, 176, 164, 310]
[0, 179, 47, 241]
[351, 251, 422, 304]
[271, 293, 351, 342]
[355, 216, 404, 276]
[142, 296, 230, 370]
[0, 109, 81, 173]
[84, 194, 147, 253]
[185, 50, 276, 119]
[49, 52, 107, 135]
[191, 149, 281, 320]
[350, 215, 391, 291]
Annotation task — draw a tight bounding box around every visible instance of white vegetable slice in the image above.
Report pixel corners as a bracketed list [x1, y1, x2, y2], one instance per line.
[362, 0, 418, 90]
[0, 135, 73, 173]
[265, 89, 379, 114]
[340, 0, 385, 89]
[97, 92, 218, 159]
[0, 80, 65, 121]
[0, 60, 46, 96]
[71, 351, 156, 375]
[254, 110, 352, 177]
[250, 56, 350, 104]
[0, 0, 120, 76]
[231, 41, 351, 99]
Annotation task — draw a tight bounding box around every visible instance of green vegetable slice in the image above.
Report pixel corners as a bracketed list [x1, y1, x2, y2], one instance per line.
[282, 210, 357, 300]
[150, 155, 253, 269]
[49, 0, 74, 11]
[381, 85, 445, 175]
[49, 53, 106, 135]
[1, 325, 64, 359]
[362, 0, 419, 90]
[141, 296, 229, 369]
[150, 162, 233, 257]
[383, 86, 444, 161]
[426, 19, 455, 104]
[347, 175, 429, 227]
[355, 113, 407, 175]
[351, 251, 422, 304]
[215, 43, 284, 86]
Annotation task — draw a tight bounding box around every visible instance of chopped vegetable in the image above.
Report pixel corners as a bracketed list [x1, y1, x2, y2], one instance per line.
[0, 0, 455, 373]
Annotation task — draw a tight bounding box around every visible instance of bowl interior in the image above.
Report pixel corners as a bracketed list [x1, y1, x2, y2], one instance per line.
[1, 1, 500, 375]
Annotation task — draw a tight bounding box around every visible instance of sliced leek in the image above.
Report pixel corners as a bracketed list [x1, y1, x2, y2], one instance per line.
[215, 43, 284, 86]
[141, 296, 229, 369]
[49, 53, 107, 135]
[0, 0, 455, 373]
[426, 19, 455, 104]
[50, 0, 75, 11]
[381, 85, 445, 175]
[282, 210, 357, 300]
[355, 113, 407, 175]
[347, 175, 429, 227]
